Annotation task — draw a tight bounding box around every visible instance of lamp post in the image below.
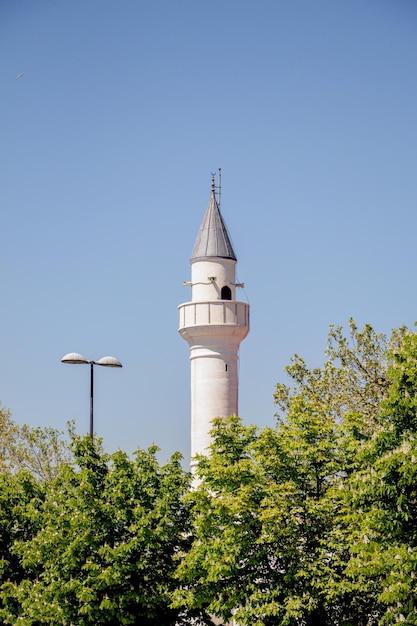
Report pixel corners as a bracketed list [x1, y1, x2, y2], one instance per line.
[61, 353, 122, 438]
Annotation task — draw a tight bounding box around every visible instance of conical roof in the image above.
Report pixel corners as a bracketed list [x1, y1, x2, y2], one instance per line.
[191, 188, 237, 261]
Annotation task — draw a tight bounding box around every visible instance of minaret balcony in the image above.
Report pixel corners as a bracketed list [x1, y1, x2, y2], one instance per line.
[178, 300, 250, 332]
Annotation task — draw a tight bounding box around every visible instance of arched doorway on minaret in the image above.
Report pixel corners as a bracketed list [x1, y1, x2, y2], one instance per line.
[221, 285, 232, 300]
[178, 173, 250, 473]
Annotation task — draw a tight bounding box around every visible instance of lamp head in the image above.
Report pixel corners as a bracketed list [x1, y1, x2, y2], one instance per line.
[95, 356, 123, 368]
[61, 352, 89, 365]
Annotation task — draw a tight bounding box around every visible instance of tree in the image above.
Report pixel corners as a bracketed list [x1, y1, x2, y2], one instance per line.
[174, 416, 264, 625]
[340, 328, 417, 625]
[175, 320, 401, 625]
[0, 407, 17, 474]
[0, 405, 73, 480]
[3, 320, 416, 625]
[274, 318, 392, 442]
[272, 319, 403, 625]
[0, 436, 207, 626]
[174, 409, 342, 626]
[0, 470, 46, 622]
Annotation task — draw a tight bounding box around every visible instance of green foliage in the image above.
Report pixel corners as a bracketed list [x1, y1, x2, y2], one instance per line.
[0, 469, 46, 624]
[274, 318, 391, 430]
[0, 436, 200, 625]
[340, 330, 417, 625]
[3, 320, 417, 625]
[0, 407, 17, 474]
[0, 406, 73, 480]
[174, 409, 342, 626]
[175, 320, 415, 626]
[174, 416, 263, 623]
[0, 471, 45, 579]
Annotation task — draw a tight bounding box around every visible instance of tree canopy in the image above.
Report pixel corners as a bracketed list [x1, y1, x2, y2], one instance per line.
[0, 406, 73, 480]
[3, 320, 417, 625]
[174, 320, 417, 625]
[0, 436, 208, 625]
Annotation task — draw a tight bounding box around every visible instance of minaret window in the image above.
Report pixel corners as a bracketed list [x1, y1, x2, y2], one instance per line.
[221, 286, 232, 300]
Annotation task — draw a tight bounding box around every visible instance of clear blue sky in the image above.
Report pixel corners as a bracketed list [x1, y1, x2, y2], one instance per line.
[1, 0, 417, 465]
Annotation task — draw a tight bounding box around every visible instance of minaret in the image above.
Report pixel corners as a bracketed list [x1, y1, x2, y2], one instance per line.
[178, 176, 250, 471]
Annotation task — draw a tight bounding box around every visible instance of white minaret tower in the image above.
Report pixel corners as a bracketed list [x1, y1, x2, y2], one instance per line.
[178, 176, 250, 471]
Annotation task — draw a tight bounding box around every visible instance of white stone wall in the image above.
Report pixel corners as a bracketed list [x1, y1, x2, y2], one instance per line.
[178, 298, 249, 470]
[191, 258, 237, 302]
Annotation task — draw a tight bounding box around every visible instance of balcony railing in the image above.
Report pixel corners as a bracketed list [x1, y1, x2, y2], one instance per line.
[178, 301, 250, 329]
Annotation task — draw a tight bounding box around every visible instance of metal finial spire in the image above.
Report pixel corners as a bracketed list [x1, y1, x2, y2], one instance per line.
[191, 170, 236, 261]
[210, 169, 222, 205]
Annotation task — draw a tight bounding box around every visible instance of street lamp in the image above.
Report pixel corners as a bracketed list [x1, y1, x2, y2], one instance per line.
[61, 353, 122, 438]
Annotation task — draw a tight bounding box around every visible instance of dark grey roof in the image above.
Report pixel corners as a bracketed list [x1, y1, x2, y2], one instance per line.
[191, 189, 237, 261]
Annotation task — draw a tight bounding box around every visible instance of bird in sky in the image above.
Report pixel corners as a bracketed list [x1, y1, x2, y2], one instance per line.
[15, 71, 25, 80]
